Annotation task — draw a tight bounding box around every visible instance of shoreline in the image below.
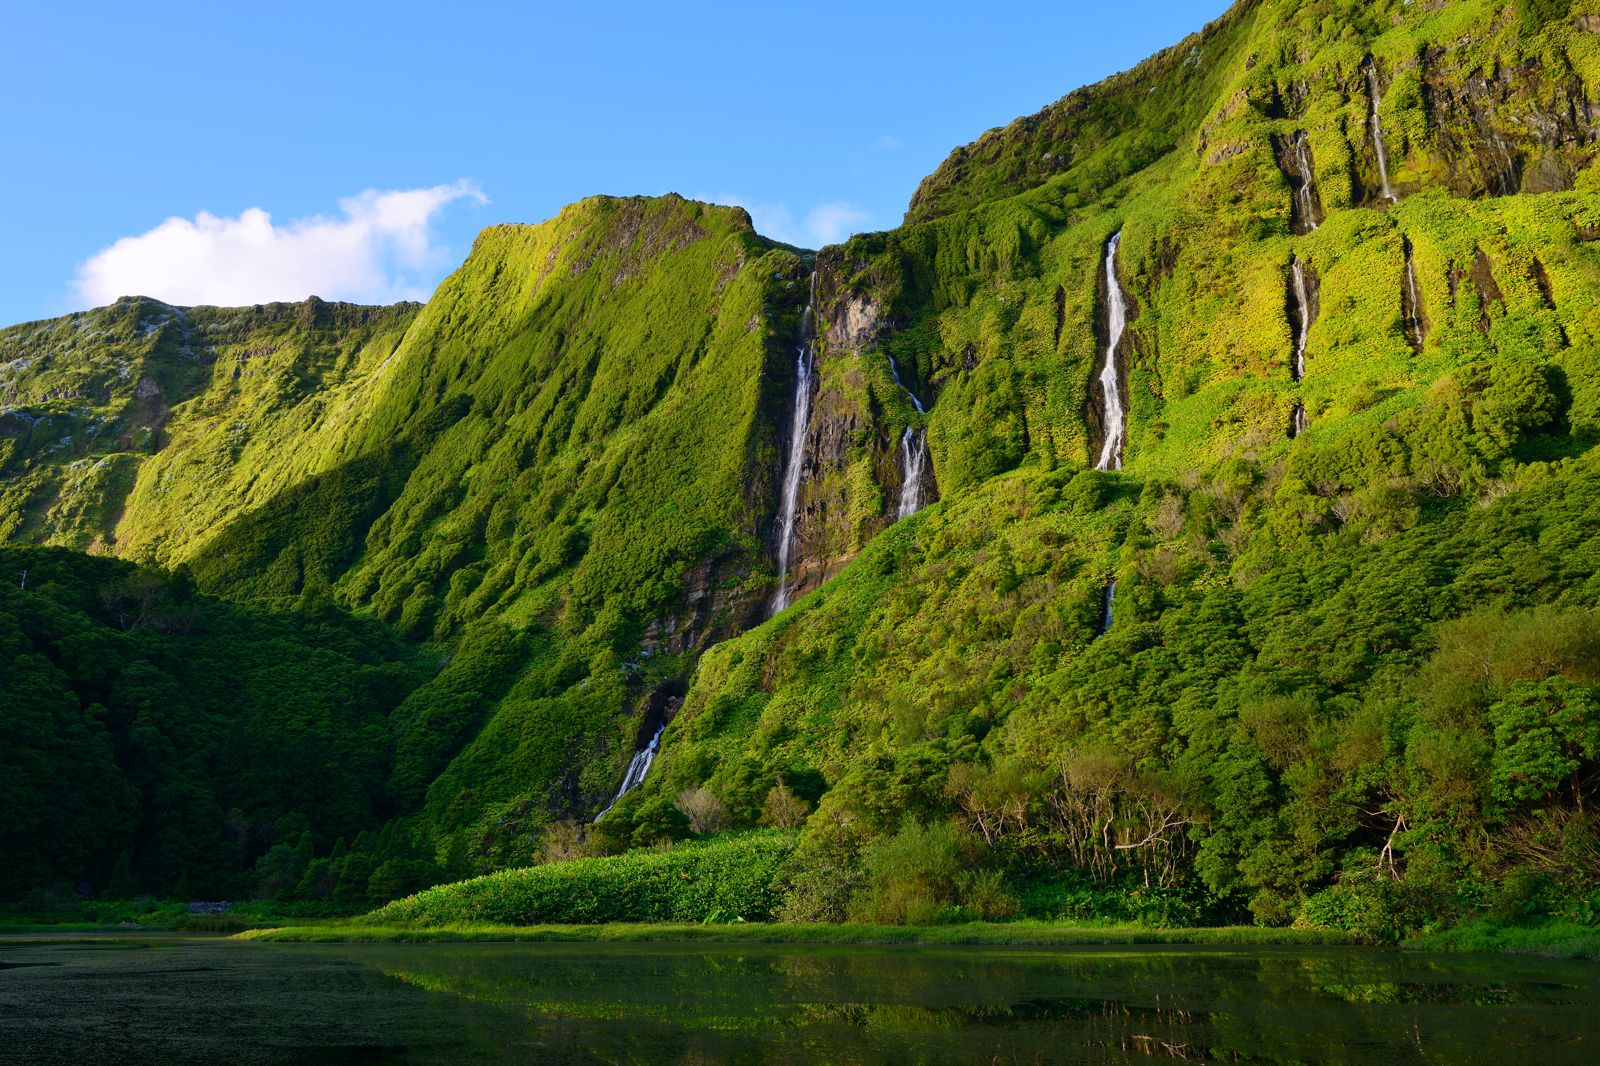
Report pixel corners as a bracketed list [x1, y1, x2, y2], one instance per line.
[235, 919, 1600, 958]
[7, 917, 1594, 959]
[237, 920, 1361, 947]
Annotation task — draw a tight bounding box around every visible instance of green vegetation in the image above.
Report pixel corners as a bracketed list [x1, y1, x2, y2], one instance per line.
[369, 831, 795, 925]
[0, 546, 457, 904]
[1409, 917, 1600, 960]
[241, 918, 1358, 946]
[4, 0, 1600, 947]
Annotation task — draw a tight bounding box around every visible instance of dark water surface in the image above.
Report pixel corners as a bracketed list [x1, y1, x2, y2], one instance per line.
[1, 935, 1597, 1064]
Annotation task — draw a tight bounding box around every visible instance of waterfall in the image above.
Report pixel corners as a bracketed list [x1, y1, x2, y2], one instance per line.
[1098, 580, 1117, 638]
[897, 428, 927, 520]
[888, 355, 928, 520]
[1403, 242, 1425, 350]
[593, 724, 665, 821]
[1290, 403, 1309, 438]
[1290, 256, 1311, 382]
[1293, 134, 1321, 233]
[1366, 61, 1397, 203]
[770, 275, 817, 615]
[1274, 132, 1322, 234]
[1094, 231, 1129, 472]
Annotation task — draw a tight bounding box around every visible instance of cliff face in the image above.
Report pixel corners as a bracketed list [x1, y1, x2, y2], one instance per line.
[639, 0, 1600, 926]
[5, 0, 1600, 910]
[773, 248, 938, 605]
[0, 196, 807, 850]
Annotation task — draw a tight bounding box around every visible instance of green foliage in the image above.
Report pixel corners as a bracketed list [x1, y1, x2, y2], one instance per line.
[1297, 874, 1436, 943]
[1488, 679, 1600, 810]
[847, 821, 1019, 925]
[0, 546, 431, 901]
[369, 831, 796, 925]
[6, 0, 1600, 937]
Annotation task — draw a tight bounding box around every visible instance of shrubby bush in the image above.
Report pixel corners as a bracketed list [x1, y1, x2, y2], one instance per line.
[371, 831, 795, 925]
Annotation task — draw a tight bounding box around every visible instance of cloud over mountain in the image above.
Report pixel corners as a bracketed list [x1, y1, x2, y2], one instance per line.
[72, 181, 487, 308]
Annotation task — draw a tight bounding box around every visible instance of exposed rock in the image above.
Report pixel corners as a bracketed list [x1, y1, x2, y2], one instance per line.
[826, 292, 882, 353]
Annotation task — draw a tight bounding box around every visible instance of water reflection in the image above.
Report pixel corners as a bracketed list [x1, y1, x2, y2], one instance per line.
[1, 936, 1597, 1064]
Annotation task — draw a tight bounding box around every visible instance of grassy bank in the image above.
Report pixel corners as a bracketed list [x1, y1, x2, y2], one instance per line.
[1406, 919, 1600, 960]
[240, 919, 1359, 947]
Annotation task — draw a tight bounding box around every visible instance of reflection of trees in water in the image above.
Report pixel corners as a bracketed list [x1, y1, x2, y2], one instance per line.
[366, 944, 1600, 1063]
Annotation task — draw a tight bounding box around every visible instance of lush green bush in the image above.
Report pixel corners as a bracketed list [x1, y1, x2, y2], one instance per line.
[370, 831, 796, 925]
[0, 547, 431, 901]
[1297, 874, 1438, 943]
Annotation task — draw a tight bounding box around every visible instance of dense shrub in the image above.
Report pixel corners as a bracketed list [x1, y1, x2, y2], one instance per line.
[370, 832, 796, 925]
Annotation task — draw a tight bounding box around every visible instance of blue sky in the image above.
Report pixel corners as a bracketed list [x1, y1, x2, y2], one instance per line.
[1, 1, 1230, 325]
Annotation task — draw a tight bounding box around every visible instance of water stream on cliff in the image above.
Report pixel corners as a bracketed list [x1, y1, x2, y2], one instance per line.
[1291, 133, 1320, 232]
[1095, 232, 1128, 471]
[897, 429, 927, 519]
[1098, 580, 1117, 638]
[1366, 61, 1397, 202]
[593, 723, 665, 821]
[1290, 256, 1311, 382]
[1290, 403, 1309, 438]
[1404, 241, 1425, 350]
[888, 356, 928, 520]
[771, 275, 817, 615]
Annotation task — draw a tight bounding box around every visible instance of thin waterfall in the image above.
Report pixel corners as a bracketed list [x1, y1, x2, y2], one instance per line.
[1290, 403, 1309, 438]
[1290, 256, 1311, 382]
[1275, 131, 1322, 234]
[1094, 231, 1129, 471]
[1097, 580, 1117, 638]
[1366, 60, 1397, 203]
[770, 275, 817, 616]
[897, 429, 927, 519]
[593, 723, 665, 821]
[1403, 240, 1425, 350]
[888, 355, 928, 519]
[1293, 134, 1321, 232]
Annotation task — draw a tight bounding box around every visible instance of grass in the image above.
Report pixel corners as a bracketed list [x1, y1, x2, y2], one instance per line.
[1405, 918, 1600, 960]
[240, 919, 1360, 947]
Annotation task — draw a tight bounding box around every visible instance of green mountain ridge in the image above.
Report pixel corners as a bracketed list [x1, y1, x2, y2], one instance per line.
[5, 0, 1600, 935]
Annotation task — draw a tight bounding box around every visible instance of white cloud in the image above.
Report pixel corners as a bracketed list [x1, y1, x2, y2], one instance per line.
[803, 202, 872, 245]
[705, 195, 872, 249]
[72, 181, 488, 309]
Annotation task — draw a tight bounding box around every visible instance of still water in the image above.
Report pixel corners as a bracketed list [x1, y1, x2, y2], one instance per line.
[1, 935, 1597, 1064]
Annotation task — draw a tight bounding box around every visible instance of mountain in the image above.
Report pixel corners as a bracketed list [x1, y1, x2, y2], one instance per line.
[4, 0, 1599, 935]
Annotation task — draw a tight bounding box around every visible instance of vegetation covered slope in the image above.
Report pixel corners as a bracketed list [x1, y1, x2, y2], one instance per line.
[1, 197, 813, 895]
[592, 0, 1600, 937]
[5, 0, 1600, 940]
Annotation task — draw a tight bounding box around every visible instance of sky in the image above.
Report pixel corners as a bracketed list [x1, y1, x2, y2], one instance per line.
[0, 1, 1231, 326]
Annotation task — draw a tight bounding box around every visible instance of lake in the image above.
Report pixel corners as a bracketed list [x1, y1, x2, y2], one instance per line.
[1, 935, 1597, 1063]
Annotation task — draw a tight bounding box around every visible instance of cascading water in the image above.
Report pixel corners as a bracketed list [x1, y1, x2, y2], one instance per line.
[888, 355, 928, 520]
[897, 428, 927, 519]
[770, 275, 817, 616]
[1401, 236, 1427, 348]
[1094, 231, 1129, 472]
[1274, 131, 1322, 234]
[1293, 134, 1321, 233]
[1290, 403, 1309, 438]
[1403, 239, 1425, 350]
[1290, 256, 1311, 382]
[593, 723, 665, 821]
[1366, 61, 1397, 203]
[1098, 580, 1117, 638]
